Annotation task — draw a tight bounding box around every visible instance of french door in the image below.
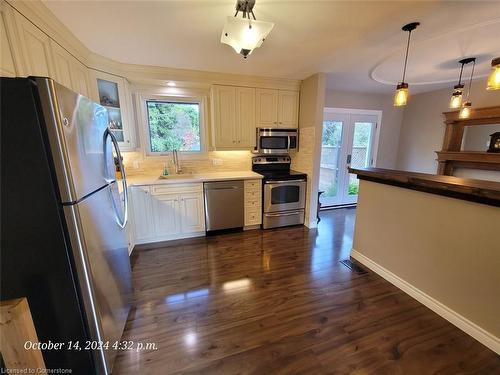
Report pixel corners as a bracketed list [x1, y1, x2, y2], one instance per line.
[319, 111, 378, 207]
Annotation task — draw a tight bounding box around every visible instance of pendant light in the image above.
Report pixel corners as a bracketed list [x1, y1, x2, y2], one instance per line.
[449, 58, 475, 109]
[221, 0, 274, 59]
[486, 57, 500, 91]
[394, 22, 420, 107]
[459, 57, 476, 119]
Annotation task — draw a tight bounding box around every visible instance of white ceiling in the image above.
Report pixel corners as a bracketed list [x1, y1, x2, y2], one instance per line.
[43, 0, 500, 94]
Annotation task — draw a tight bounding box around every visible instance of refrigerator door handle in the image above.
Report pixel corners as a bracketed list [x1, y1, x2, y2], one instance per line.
[105, 129, 128, 228]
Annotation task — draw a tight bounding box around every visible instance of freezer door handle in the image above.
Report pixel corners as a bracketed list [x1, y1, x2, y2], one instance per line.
[105, 129, 128, 228]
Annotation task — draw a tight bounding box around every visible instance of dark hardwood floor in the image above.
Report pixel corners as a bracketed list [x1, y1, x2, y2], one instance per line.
[113, 208, 499, 374]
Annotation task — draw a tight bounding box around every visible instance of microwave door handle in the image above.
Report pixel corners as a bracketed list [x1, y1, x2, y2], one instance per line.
[287, 135, 291, 152]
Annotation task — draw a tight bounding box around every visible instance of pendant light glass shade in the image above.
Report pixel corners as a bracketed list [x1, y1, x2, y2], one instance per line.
[221, 16, 274, 58]
[486, 57, 500, 91]
[459, 102, 471, 119]
[394, 83, 409, 107]
[449, 85, 463, 109]
[393, 22, 419, 107]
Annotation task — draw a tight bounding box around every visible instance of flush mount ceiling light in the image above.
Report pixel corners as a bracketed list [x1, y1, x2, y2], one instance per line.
[459, 57, 476, 119]
[220, 0, 274, 59]
[449, 58, 475, 109]
[486, 57, 500, 91]
[166, 81, 176, 87]
[394, 22, 420, 107]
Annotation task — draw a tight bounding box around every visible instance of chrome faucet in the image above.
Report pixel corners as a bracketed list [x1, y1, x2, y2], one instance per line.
[172, 149, 183, 174]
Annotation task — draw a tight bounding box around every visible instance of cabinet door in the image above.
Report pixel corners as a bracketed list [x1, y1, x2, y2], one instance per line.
[278, 90, 299, 128]
[256, 88, 278, 128]
[71, 59, 91, 98]
[50, 40, 73, 89]
[89, 69, 135, 150]
[14, 11, 54, 77]
[0, 3, 19, 77]
[236, 87, 256, 148]
[152, 193, 180, 237]
[130, 186, 155, 241]
[213, 85, 237, 148]
[179, 192, 205, 233]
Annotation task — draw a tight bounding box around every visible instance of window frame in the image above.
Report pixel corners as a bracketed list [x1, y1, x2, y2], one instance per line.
[140, 94, 208, 156]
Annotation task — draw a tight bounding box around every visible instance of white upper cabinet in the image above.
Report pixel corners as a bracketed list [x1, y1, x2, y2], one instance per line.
[0, 2, 19, 77]
[213, 85, 237, 148]
[70, 59, 91, 98]
[278, 90, 299, 128]
[89, 69, 136, 151]
[50, 40, 91, 97]
[256, 89, 299, 128]
[212, 85, 256, 149]
[236, 87, 256, 148]
[13, 10, 54, 77]
[50, 40, 73, 88]
[256, 88, 279, 128]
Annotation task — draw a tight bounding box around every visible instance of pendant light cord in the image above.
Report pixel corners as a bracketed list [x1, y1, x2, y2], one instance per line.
[465, 60, 476, 101]
[401, 30, 412, 83]
[458, 63, 464, 85]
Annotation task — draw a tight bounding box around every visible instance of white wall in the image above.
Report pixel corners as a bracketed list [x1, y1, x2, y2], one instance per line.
[352, 180, 500, 353]
[396, 80, 500, 174]
[292, 73, 326, 228]
[324, 90, 404, 169]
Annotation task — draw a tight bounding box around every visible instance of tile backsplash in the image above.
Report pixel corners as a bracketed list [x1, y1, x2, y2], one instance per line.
[122, 150, 254, 176]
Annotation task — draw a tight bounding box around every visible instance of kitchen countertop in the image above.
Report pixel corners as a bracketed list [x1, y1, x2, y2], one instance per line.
[125, 170, 263, 187]
[349, 167, 500, 207]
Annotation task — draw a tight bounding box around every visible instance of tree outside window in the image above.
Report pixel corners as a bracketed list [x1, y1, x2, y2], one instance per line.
[146, 100, 201, 152]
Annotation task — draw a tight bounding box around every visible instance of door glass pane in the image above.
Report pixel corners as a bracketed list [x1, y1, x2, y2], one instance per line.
[271, 185, 300, 204]
[319, 121, 343, 206]
[348, 122, 373, 196]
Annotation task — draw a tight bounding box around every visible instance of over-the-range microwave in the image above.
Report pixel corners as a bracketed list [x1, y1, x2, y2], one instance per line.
[256, 128, 298, 154]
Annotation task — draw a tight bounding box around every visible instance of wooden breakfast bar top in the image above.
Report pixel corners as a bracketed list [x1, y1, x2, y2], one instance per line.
[349, 167, 500, 207]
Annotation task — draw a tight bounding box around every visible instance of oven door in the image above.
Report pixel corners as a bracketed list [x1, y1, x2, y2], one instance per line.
[263, 179, 306, 213]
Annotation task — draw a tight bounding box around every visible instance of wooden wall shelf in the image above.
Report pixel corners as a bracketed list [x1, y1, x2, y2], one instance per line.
[437, 105, 500, 175]
[436, 151, 500, 175]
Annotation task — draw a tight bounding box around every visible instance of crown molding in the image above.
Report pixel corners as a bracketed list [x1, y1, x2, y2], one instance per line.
[6, 0, 301, 91]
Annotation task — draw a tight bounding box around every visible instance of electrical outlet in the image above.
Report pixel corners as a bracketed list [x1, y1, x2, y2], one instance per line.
[211, 158, 223, 166]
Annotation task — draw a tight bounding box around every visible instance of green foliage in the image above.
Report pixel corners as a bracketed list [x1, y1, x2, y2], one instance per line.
[323, 182, 359, 197]
[322, 121, 372, 147]
[348, 182, 359, 195]
[322, 121, 342, 146]
[147, 101, 200, 152]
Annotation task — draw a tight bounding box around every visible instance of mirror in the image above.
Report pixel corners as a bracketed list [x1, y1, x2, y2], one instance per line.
[461, 124, 500, 152]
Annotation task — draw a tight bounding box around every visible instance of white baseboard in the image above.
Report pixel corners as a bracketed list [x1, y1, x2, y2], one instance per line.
[351, 249, 500, 355]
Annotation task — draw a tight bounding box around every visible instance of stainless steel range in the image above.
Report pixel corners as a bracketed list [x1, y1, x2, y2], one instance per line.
[252, 156, 307, 229]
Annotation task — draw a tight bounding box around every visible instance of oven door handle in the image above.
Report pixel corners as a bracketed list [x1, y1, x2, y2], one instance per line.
[265, 211, 302, 217]
[264, 179, 306, 184]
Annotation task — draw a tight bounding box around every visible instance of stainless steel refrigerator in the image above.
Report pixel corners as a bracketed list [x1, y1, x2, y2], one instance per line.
[1, 77, 132, 374]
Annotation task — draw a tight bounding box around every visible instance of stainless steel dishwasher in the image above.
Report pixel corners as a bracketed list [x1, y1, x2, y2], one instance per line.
[204, 180, 244, 232]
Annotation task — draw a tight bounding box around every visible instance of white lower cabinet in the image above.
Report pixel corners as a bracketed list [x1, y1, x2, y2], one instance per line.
[130, 183, 205, 244]
[152, 193, 180, 237]
[244, 179, 262, 227]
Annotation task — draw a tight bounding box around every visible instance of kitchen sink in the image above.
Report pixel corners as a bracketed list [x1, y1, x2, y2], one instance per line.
[158, 174, 196, 180]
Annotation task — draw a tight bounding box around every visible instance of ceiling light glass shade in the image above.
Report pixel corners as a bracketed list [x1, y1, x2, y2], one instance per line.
[486, 57, 500, 90]
[221, 16, 274, 58]
[449, 85, 463, 109]
[394, 83, 409, 107]
[459, 102, 471, 119]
